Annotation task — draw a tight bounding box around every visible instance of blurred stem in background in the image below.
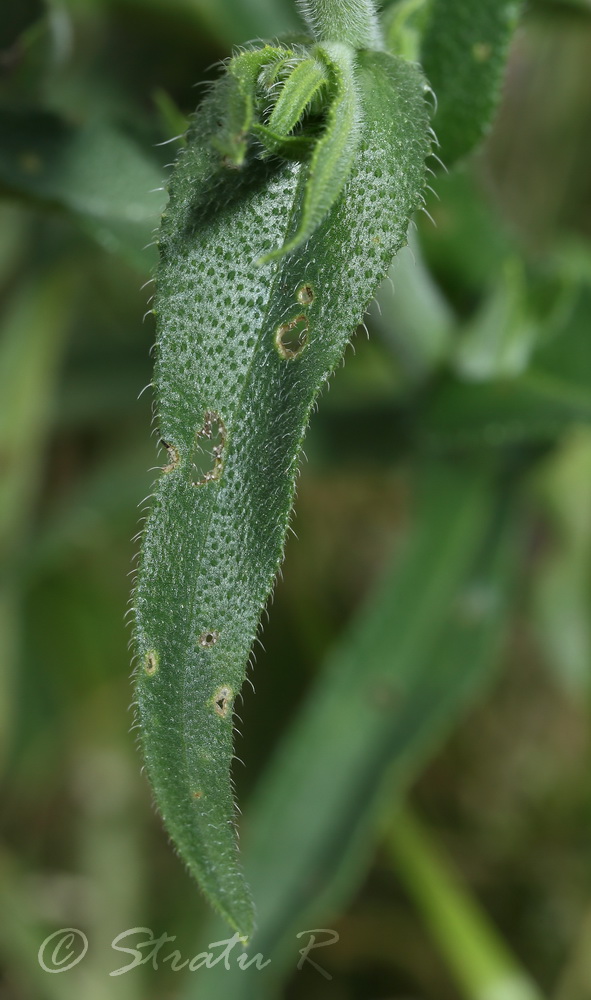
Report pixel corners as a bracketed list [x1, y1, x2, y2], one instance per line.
[0, 847, 79, 1000]
[387, 805, 545, 1000]
[110, 0, 298, 45]
[553, 899, 591, 1000]
[0, 263, 78, 771]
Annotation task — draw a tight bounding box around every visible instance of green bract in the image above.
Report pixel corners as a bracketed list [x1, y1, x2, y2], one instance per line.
[132, 0, 431, 939]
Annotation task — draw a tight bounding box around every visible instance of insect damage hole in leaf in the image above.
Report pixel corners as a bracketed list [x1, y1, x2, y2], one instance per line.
[144, 650, 159, 675]
[160, 439, 180, 472]
[213, 686, 233, 718]
[275, 314, 309, 359]
[191, 411, 226, 485]
[297, 283, 315, 305]
[198, 630, 220, 648]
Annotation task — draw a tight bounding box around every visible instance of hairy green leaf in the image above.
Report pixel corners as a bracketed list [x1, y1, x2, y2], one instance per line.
[266, 56, 329, 136]
[212, 46, 290, 165]
[260, 43, 361, 262]
[133, 47, 430, 937]
[250, 123, 315, 159]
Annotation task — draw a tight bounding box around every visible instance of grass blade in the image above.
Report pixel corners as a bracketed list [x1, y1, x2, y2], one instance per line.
[388, 805, 546, 1000]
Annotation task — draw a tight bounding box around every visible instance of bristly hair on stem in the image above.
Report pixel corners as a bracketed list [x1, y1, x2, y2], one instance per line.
[296, 0, 384, 50]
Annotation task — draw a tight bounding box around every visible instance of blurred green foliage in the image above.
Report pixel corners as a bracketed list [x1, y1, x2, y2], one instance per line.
[1, 1, 590, 999]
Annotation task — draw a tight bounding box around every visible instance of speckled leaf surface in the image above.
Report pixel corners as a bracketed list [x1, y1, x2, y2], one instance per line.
[132, 49, 430, 938]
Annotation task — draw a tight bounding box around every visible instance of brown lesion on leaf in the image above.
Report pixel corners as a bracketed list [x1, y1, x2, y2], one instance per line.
[275, 314, 309, 360]
[144, 650, 159, 675]
[296, 283, 315, 305]
[161, 439, 180, 473]
[192, 789, 203, 799]
[213, 685, 233, 718]
[198, 630, 220, 648]
[191, 411, 226, 485]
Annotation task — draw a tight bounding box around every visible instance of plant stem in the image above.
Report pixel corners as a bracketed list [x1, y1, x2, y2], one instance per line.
[0, 266, 76, 773]
[296, 0, 383, 49]
[386, 804, 547, 1000]
[553, 900, 591, 1000]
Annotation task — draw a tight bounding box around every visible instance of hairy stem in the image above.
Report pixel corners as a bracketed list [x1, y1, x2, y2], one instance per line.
[296, 0, 383, 49]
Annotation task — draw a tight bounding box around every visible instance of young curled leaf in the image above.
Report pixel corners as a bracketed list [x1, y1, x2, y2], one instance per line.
[260, 42, 361, 263]
[133, 44, 431, 938]
[211, 45, 292, 166]
[251, 124, 315, 159]
[266, 55, 330, 137]
[210, 40, 364, 262]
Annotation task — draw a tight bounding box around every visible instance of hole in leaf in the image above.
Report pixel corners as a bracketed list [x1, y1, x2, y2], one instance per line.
[296, 284, 314, 305]
[160, 439, 180, 472]
[213, 685, 233, 717]
[198, 630, 219, 648]
[191, 412, 226, 485]
[144, 650, 159, 676]
[275, 315, 308, 360]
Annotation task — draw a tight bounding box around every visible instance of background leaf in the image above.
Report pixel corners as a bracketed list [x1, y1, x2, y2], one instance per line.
[420, 0, 520, 166]
[0, 110, 165, 268]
